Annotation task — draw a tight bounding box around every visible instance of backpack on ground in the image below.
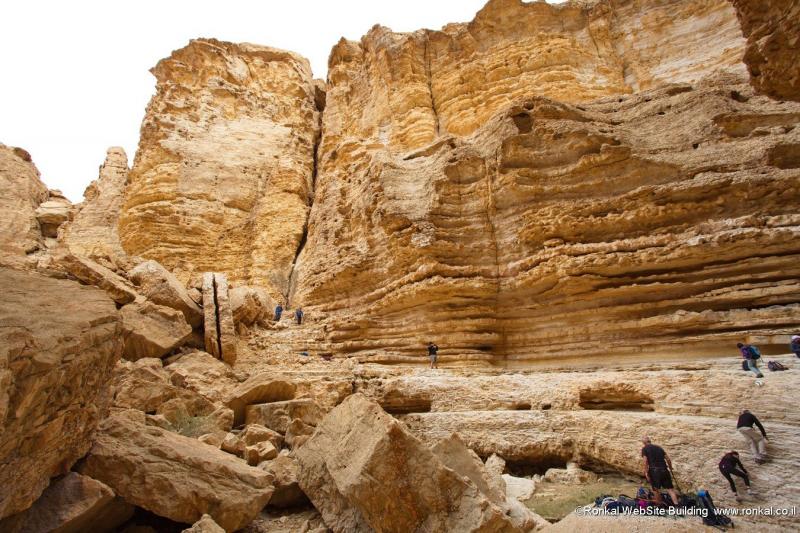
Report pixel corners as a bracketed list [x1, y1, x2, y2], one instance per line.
[747, 345, 761, 360]
[617, 494, 636, 509]
[767, 360, 787, 371]
[697, 489, 733, 530]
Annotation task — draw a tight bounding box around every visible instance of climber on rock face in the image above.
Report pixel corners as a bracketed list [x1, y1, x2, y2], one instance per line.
[738, 342, 764, 378]
[737, 409, 768, 463]
[641, 436, 679, 505]
[719, 451, 753, 502]
[427, 341, 439, 369]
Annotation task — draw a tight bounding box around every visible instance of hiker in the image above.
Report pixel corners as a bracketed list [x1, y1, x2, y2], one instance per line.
[274, 304, 283, 321]
[737, 409, 768, 463]
[737, 342, 764, 378]
[295, 308, 304, 325]
[427, 341, 439, 369]
[719, 451, 753, 502]
[640, 436, 679, 505]
[791, 335, 800, 358]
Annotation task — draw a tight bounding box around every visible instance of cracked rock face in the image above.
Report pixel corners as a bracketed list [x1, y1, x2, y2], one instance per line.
[291, 0, 800, 362]
[119, 39, 322, 302]
[0, 268, 122, 519]
[203, 272, 238, 365]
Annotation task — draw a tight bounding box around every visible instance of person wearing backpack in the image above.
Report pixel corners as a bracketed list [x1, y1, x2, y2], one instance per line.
[427, 341, 439, 369]
[737, 409, 768, 463]
[718, 451, 754, 502]
[640, 436, 679, 505]
[791, 335, 800, 358]
[737, 342, 764, 378]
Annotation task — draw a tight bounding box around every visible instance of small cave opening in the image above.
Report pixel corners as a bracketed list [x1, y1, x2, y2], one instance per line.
[506, 454, 570, 477]
[476, 344, 493, 353]
[513, 401, 532, 411]
[578, 385, 654, 412]
[730, 90, 749, 103]
[540, 403, 552, 410]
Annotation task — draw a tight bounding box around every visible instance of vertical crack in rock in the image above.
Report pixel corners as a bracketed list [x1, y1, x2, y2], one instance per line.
[287, 83, 325, 307]
[424, 32, 441, 137]
[486, 151, 504, 358]
[212, 273, 223, 360]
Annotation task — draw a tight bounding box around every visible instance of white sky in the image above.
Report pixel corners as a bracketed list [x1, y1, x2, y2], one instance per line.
[1, 1, 563, 202]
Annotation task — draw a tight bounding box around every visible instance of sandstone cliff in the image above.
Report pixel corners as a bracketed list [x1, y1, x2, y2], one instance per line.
[119, 39, 322, 303]
[291, 0, 799, 363]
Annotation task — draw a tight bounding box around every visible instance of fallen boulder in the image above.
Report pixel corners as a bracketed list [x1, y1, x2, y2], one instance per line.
[167, 350, 238, 402]
[58, 252, 138, 304]
[0, 267, 122, 519]
[260, 453, 308, 508]
[226, 376, 297, 426]
[34, 191, 72, 238]
[0, 472, 133, 533]
[295, 394, 519, 532]
[230, 286, 274, 327]
[129, 260, 203, 327]
[202, 272, 237, 365]
[120, 300, 193, 360]
[78, 409, 274, 531]
[183, 514, 226, 533]
[245, 399, 323, 434]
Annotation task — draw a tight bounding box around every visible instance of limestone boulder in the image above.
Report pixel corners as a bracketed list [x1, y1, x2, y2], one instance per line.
[167, 350, 239, 403]
[230, 286, 274, 328]
[431, 433, 542, 532]
[156, 396, 234, 437]
[183, 514, 225, 533]
[35, 191, 72, 238]
[0, 267, 122, 519]
[295, 394, 518, 532]
[502, 475, 536, 503]
[227, 377, 297, 426]
[260, 453, 308, 508]
[202, 272, 237, 365]
[58, 252, 138, 305]
[241, 424, 284, 449]
[0, 472, 133, 533]
[77, 409, 274, 531]
[244, 441, 278, 466]
[129, 260, 203, 327]
[112, 358, 178, 412]
[120, 300, 193, 360]
[0, 144, 48, 267]
[245, 399, 323, 434]
[284, 418, 315, 450]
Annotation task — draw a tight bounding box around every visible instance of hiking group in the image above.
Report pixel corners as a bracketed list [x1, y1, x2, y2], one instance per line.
[641, 408, 770, 509]
[273, 304, 303, 325]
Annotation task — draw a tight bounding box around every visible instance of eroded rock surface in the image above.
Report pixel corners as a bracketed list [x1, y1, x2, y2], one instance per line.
[78, 409, 274, 531]
[0, 145, 48, 267]
[295, 394, 519, 532]
[119, 39, 322, 302]
[731, 0, 800, 101]
[0, 268, 122, 519]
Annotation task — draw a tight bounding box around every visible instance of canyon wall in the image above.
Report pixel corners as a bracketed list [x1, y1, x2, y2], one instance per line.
[119, 39, 322, 303]
[731, 0, 800, 102]
[291, 0, 800, 362]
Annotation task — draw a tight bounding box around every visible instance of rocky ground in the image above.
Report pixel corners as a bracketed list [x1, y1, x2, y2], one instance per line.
[1, 0, 799, 531]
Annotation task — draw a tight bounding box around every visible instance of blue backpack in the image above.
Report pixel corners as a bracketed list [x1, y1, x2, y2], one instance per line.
[745, 345, 761, 360]
[697, 489, 733, 529]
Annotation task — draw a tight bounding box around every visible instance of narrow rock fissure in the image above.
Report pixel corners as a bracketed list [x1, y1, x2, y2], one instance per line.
[285, 93, 324, 306]
[424, 32, 440, 136]
[484, 152, 505, 357]
[212, 274, 223, 359]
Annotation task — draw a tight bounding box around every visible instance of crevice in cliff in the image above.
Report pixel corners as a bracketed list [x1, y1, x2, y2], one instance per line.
[211, 273, 223, 359]
[484, 152, 505, 358]
[286, 87, 325, 307]
[424, 32, 441, 137]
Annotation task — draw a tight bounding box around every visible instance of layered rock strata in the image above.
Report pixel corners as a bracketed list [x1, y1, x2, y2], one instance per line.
[294, 73, 800, 362]
[731, 0, 800, 102]
[0, 268, 122, 519]
[119, 39, 322, 302]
